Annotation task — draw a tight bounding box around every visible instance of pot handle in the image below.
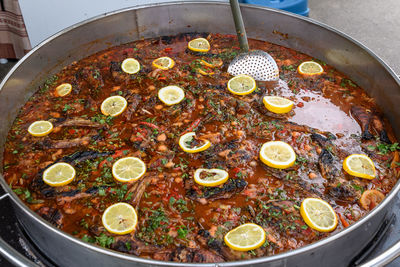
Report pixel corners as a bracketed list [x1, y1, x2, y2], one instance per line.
[0, 192, 39, 267]
[358, 240, 400, 267]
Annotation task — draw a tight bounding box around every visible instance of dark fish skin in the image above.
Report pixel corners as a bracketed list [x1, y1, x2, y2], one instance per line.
[29, 150, 114, 198]
[317, 149, 337, 180]
[327, 184, 358, 202]
[351, 106, 374, 140]
[111, 236, 161, 256]
[186, 178, 247, 201]
[54, 118, 103, 128]
[37, 207, 63, 228]
[85, 185, 108, 195]
[311, 133, 331, 147]
[153, 246, 224, 263]
[60, 189, 81, 197]
[60, 150, 113, 165]
[371, 114, 392, 144]
[351, 106, 391, 143]
[38, 136, 93, 149]
[129, 176, 152, 209]
[311, 134, 358, 202]
[197, 229, 237, 261]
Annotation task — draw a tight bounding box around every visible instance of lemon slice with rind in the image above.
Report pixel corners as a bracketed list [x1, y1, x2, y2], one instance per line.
[43, 162, 76, 187]
[55, 83, 72, 97]
[112, 157, 146, 183]
[298, 61, 323, 75]
[263, 96, 294, 114]
[102, 202, 138, 235]
[300, 198, 338, 232]
[224, 223, 266, 251]
[152, 57, 175, 70]
[194, 168, 229, 187]
[259, 141, 296, 169]
[121, 58, 140, 74]
[179, 132, 211, 153]
[188, 38, 210, 53]
[158, 85, 185, 105]
[28, 121, 53, 137]
[343, 154, 376, 179]
[100, 95, 128, 117]
[227, 74, 257, 95]
[200, 58, 223, 68]
[198, 68, 215, 76]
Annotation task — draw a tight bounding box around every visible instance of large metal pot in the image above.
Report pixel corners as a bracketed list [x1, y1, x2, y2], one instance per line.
[1, 2, 400, 266]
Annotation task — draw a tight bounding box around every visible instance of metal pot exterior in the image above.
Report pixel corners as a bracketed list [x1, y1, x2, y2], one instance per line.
[1, 2, 400, 266]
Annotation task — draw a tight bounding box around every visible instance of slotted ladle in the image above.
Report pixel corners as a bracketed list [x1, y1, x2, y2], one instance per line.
[228, 0, 279, 81]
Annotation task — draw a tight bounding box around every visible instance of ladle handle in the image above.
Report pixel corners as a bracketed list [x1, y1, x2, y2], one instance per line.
[229, 0, 249, 52]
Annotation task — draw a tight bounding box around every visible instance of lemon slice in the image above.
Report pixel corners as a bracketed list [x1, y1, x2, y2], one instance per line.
[200, 58, 223, 68]
[43, 162, 76, 187]
[360, 189, 385, 210]
[158, 85, 185, 105]
[259, 141, 296, 169]
[121, 58, 140, 74]
[188, 38, 210, 52]
[102, 202, 138, 235]
[298, 61, 324, 75]
[28, 121, 53, 137]
[152, 57, 175, 70]
[263, 96, 294, 114]
[112, 157, 146, 183]
[198, 68, 215, 76]
[343, 154, 376, 179]
[100, 95, 128, 117]
[224, 223, 266, 251]
[179, 132, 211, 153]
[194, 168, 229, 187]
[227, 74, 257, 95]
[300, 198, 338, 232]
[55, 83, 72, 97]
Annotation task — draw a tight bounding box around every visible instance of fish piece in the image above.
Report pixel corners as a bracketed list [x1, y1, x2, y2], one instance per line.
[371, 114, 391, 144]
[351, 106, 373, 140]
[317, 149, 337, 180]
[126, 176, 153, 209]
[54, 118, 102, 128]
[112, 236, 161, 256]
[124, 94, 142, 121]
[37, 207, 63, 228]
[327, 184, 359, 202]
[351, 106, 391, 143]
[78, 66, 104, 93]
[61, 150, 113, 165]
[310, 133, 335, 148]
[39, 136, 92, 149]
[57, 191, 91, 205]
[310, 134, 358, 202]
[153, 246, 224, 263]
[263, 166, 323, 197]
[186, 178, 247, 202]
[30, 150, 113, 197]
[250, 120, 334, 139]
[85, 185, 109, 195]
[37, 129, 104, 149]
[198, 229, 255, 261]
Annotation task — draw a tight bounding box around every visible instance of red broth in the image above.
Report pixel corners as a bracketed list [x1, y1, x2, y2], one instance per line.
[3, 33, 399, 262]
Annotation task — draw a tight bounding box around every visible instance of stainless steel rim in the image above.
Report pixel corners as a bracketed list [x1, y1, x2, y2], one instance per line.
[1, 1, 400, 266]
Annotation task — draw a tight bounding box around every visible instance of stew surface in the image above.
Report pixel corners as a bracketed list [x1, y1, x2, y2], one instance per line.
[3, 33, 400, 262]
